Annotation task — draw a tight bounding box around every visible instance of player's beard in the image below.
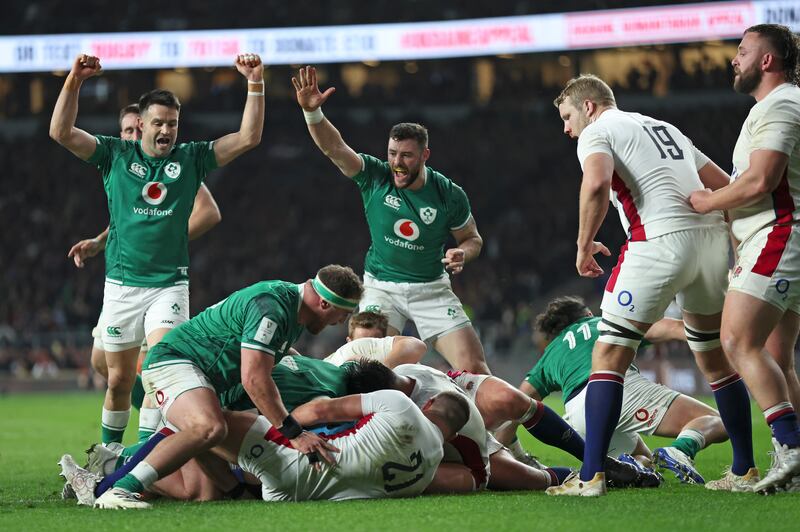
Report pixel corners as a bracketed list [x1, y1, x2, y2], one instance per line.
[733, 64, 762, 95]
[393, 163, 422, 189]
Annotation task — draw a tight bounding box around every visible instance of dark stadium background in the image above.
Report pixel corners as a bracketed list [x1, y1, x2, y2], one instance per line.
[0, 1, 775, 393]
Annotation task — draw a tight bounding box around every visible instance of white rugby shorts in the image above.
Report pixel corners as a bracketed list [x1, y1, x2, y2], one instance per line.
[360, 273, 471, 341]
[601, 227, 728, 324]
[564, 368, 679, 455]
[728, 223, 800, 313]
[447, 370, 491, 404]
[101, 282, 189, 352]
[142, 362, 214, 419]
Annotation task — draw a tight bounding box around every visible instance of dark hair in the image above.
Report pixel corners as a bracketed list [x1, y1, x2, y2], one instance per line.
[745, 24, 800, 84]
[428, 391, 470, 435]
[138, 89, 181, 115]
[317, 264, 363, 302]
[535, 296, 592, 341]
[348, 311, 388, 337]
[389, 122, 429, 150]
[118, 103, 140, 128]
[343, 358, 397, 394]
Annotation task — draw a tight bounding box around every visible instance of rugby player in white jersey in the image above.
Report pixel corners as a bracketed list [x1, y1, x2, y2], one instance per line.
[547, 74, 756, 496]
[67, 103, 222, 441]
[329, 312, 657, 490]
[62, 390, 467, 507]
[690, 23, 800, 493]
[51, 53, 264, 445]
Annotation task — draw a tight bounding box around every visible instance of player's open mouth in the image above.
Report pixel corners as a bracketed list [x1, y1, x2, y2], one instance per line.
[156, 138, 171, 147]
[393, 168, 407, 178]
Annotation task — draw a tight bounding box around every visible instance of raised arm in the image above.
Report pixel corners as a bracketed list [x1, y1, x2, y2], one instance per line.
[443, 217, 483, 275]
[49, 54, 102, 161]
[211, 54, 265, 167]
[292, 66, 362, 177]
[576, 153, 613, 277]
[188, 184, 222, 240]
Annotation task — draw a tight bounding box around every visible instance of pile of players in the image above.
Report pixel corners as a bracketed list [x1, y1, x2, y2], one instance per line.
[52, 23, 800, 508]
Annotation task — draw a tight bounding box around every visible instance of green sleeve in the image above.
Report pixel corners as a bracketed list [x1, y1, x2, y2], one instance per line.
[191, 141, 218, 181]
[447, 181, 472, 231]
[351, 154, 388, 203]
[87, 135, 120, 176]
[240, 297, 287, 356]
[525, 359, 552, 399]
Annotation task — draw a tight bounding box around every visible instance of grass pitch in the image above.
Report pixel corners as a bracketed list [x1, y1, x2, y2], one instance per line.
[1, 392, 799, 531]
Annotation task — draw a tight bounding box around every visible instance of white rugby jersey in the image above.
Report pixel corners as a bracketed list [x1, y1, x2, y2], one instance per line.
[394, 364, 490, 490]
[242, 390, 444, 501]
[577, 108, 724, 241]
[730, 83, 800, 242]
[324, 336, 395, 366]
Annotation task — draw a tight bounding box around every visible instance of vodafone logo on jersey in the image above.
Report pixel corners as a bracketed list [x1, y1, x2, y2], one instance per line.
[393, 219, 420, 241]
[142, 182, 167, 205]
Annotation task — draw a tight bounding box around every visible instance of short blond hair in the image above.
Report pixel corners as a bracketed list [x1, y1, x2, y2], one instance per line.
[553, 74, 616, 109]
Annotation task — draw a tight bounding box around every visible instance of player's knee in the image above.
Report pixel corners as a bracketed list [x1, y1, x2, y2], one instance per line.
[194, 419, 228, 448]
[684, 325, 721, 353]
[106, 368, 136, 391]
[495, 388, 530, 420]
[597, 314, 644, 351]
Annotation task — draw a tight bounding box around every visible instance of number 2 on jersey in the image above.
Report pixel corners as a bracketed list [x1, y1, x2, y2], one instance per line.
[643, 125, 684, 160]
[382, 450, 424, 492]
[562, 322, 593, 350]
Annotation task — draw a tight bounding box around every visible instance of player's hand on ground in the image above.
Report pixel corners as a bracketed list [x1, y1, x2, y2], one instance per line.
[234, 53, 264, 82]
[576, 241, 610, 278]
[291, 66, 335, 112]
[688, 188, 713, 214]
[67, 238, 103, 268]
[442, 248, 466, 274]
[70, 54, 101, 81]
[290, 431, 340, 469]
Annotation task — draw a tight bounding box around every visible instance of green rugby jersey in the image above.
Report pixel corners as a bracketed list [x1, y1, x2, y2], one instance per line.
[143, 281, 304, 393]
[526, 316, 646, 402]
[219, 355, 348, 412]
[525, 317, 598, 402]
[353, 154, 472, 283]
[87, 135, 217, 287]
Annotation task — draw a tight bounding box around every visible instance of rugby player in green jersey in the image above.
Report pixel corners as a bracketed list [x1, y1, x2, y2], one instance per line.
[50, 52, 264, 444]
[501, 296, 728, 484]
[81, 265, 362, 506]
[67, 103, 222, 442]
[292, 66, 489, 375]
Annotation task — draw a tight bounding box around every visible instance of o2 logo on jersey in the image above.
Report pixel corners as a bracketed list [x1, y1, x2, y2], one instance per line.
[141, 182, 167, 205]
[164, 162, 181, 179]
[394, 219, 420, 241]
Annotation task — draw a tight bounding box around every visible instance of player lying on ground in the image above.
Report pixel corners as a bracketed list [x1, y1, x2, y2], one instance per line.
[495, 296, 728, 485]
[327, 311, 660, 488]
[342, 359, 659, 491]
[60, 389, 469, 508]
[70, 266, 362, 507]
